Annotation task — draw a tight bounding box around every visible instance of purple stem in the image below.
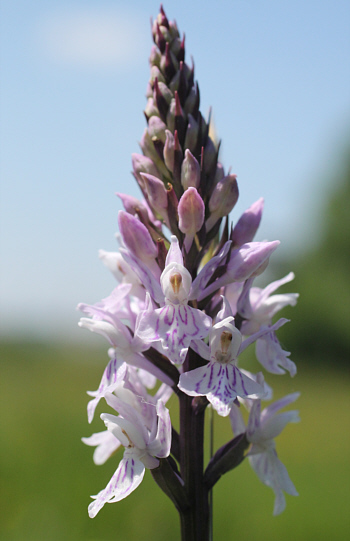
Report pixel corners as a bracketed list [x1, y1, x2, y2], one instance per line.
[179, 349, 210, 541]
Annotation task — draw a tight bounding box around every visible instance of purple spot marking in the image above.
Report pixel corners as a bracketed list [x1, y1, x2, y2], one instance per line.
[122, 461, 128, 483]
[178, 305, 188, 325]
[164, 305, 175, 325]
[208, 363, 215, 389]
[237, 369, 248, 395]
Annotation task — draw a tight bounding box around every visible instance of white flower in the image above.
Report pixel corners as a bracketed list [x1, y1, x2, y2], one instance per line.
[230, 382, 300, 515]
[88, 396, 171, 518]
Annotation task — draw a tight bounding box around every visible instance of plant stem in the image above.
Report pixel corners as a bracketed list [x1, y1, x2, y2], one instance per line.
[179, 351, 210, 541]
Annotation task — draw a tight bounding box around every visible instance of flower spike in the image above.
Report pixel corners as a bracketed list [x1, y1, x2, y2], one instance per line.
[79, 6, 299, 527]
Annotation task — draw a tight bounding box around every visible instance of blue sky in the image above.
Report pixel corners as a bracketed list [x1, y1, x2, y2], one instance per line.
[1, 0, 349, 340]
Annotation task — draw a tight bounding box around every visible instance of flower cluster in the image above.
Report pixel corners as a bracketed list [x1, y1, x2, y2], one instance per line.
[79, 6, 299, 532]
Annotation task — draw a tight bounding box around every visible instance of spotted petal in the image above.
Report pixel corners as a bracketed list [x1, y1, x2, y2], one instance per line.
[249, 448, 298, 516]
[255, 329, 297, 376]
[88, 452, 145, 517]
[87, 358, 127, 423]
[120, 248, 164, 304]
[178, 361, 265, 416]
[190, 241, 231, 301]
[137, 303, 211, 365]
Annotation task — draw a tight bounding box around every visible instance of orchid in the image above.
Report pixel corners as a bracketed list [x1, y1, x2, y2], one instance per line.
[136, 236, 212, 365]
[236, 272, 299, 376]
[87, 395, 171, 518]
[78, 6, 300, 538]
[178, 315, 266, 416]
[230, 378, 300, 515]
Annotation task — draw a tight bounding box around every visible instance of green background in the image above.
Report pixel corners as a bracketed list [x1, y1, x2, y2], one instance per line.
[1, 340, 349, 541]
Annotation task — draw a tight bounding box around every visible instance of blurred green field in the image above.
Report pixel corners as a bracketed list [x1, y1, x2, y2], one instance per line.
[1, 340, 349, 541]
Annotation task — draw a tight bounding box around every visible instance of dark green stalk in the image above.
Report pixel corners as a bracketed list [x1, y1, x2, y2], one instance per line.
[178, 350, 210, 541]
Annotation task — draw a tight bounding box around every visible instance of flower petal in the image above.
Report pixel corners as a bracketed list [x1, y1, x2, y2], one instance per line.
[229, 403, 246, 436]
[87, 358, 127, 423]
[147, 400, 172, 458]
[190, 241, 232, 301]
[179, 362, 265, 416]
[260, 392, 300, 427]
[137, 304, 211, 365]
[249, 448, 298, 516]
[88, 453, 145, 517]
[261, 411, 300, 440]
[120, 249, 164, 304]
[256, 330, 297, 376]
[82, 430, 121, 465]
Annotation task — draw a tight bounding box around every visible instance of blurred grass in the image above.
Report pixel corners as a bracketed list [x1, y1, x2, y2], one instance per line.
[0, 340, 349, 541]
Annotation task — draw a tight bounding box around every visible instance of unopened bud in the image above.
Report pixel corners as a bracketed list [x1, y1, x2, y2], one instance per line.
[116, 193, 149, 223]
[184, 114, 199, 153]
[150, 65, 166, 85]
[181, 149, 200, 190]
[164, 129, 175, 172]
[166, 98, 176, 133]
[203, 136, 217, 176]
[148, 116, 167, 144]
[184, 86, 199, 116]
[231, 197, 264, 247]
[118, 210, 160, 277]
[132, 153, 160, 186]
[144, 98, 160, 119]
[160, 44, 178, 80]
[178, 187, 205, 252]
[149, 45, 161, 68]
[168, 19, 180, 40]
[140, 173, 168, 223]
[154, 79, 173, 121]
[206, 174, 239, 232]
[227, 241, 280, 282]
[214, 162, 225, 183]
[139, 129, 169, 177]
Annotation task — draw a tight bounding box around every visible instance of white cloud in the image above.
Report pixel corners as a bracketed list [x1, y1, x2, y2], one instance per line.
[40, 7, 149, 68]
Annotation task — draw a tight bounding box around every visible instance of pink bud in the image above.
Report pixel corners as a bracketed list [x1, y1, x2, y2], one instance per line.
[153, 80, 173, 107]
[206, 174, 239, 231]
[144, 98, 160, 118]
[178, 188, 205, 252]
[150, 65, 166, 85]
[132, 153, 160, 184]
[116, 193, 149, 223]
[214, 162, 225, 183]
[139, 129, 169, 177]
[148, 116, 167, 143]
[166, 98, 176, 133]
[197, 241, 280, 300]
[184, 114, 199, 153]
[163, 130, 175, 172]
[231, 198, 264, 247]
[140, 173, 168, 223]
[184, 87, 199, 116]
[118, 210, 160, 278]
[227, 241, 280, 282]
[149, 45, 161, 68]
[203, 136, 217, 175]
[181, 149, 200, 190]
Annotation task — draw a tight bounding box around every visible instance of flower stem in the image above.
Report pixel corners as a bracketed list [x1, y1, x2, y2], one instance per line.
[179, 351, 210, 541]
